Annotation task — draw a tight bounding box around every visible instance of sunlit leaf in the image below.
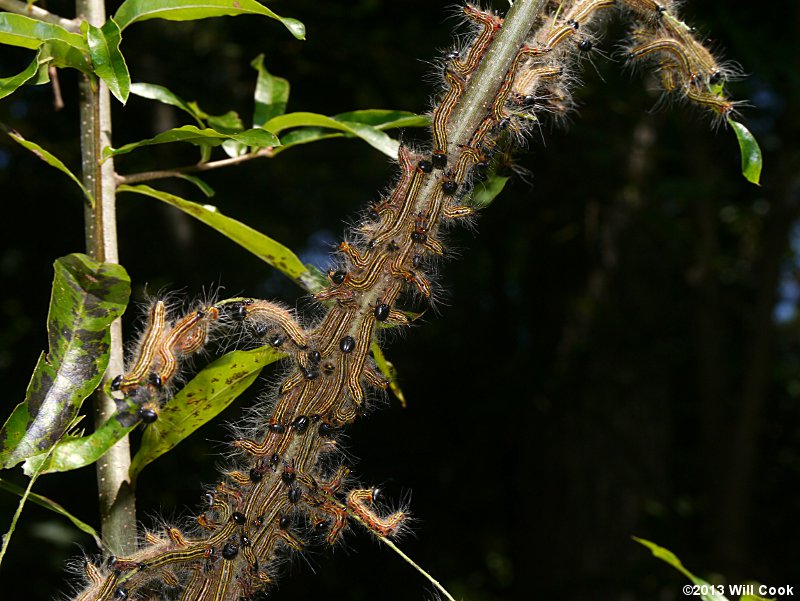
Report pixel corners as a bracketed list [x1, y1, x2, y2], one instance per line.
[265, 112, 399, 158]
[118, 184, 319, 290]
[0, 254, 130, 469]
[22, 416, 137, 475]
[0, 13, 87, 51]
[728, 118, 762, 186]
[332, 110, 429, 130]
[113, 0, 305, 39]
[129, 347, 284, 480]
[0, 477, 102, 547]
[103, 125, 279, 158]
[129, 82, 205, 126]
[5, 129, 94, 206]
[0, 48, 47, 100]
[85, 18, 130, 104]
[251, 53, 289, 127]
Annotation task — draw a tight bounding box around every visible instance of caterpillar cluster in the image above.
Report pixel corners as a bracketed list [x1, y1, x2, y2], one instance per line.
[110, 300, 220, 426]
[622, 0, 740, 119]
[70, 2, 743, 600]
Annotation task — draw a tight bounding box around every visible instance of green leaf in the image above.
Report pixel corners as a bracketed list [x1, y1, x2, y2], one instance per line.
[728, 118, 762, 186]
[265, 112, 400, 158]
[0, 477, 102, 548]
[0, 48, 46, 100]
[5, 129, 94, 206]
[22, 416, 137, 475]
[251, 54, 289, 127]
[206, 111, 244, 134]
[332, 110, 429, 130]
[103, 125, 279, 158]
[40, 38, 93, 73]
[0, 13, 87, 51]
[633, 537, 729, 601]
[129, 347, 284, 480]
[85, 19, 130, 104]
[113, 0, 305, 39]
[0, 254, 130, 469]
[471, 175, 509, 209]
[175, 173, 215, 197]
[371, 343, 407, 408]
[129, 82, 205, 126]
[118, 184, 319, 291]
[742, 596, 774, 601]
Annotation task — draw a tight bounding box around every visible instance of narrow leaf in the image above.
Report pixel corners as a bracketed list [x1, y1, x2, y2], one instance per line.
[85, 19, 130, 104]
[22, 416, 137, 475]
[103, 125, 279, 159]
[0, 48, 45, 100]
[729, 118, 763, 186]
[0, 254, 130, 469]
[129, 347, 284, 480]
[265, 112, 399, 158]
[6, 129, 94, 206]
[251, 54, 289, 127]
[0, 477, 102, 548]
[371, 343, 407, 408]
[0, 13, 87, 51]
[129, 82, 205, 126]
[332, 110, 429, 130]
[113, 0, 305, 40]
[117, 184, 319, 291]
[175, 173, 215, 197]
[633, 537, 729, 601]
[471, 175, 509, 209]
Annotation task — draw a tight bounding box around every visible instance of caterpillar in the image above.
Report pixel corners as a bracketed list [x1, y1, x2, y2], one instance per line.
[69, 1, 746, 600]
[110, 299, 220, 424]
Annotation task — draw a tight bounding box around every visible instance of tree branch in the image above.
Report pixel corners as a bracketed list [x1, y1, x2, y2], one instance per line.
[115, 148, 274, 185]
[0, 0, 80, 32]
[75, 0, 137, 558]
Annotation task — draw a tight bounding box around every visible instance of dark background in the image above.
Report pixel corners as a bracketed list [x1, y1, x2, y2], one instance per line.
[0, 0, 798, 599]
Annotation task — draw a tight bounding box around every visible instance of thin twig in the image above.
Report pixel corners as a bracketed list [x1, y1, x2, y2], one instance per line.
[0, 0, 80, 32]
[115, 148, 275, 185]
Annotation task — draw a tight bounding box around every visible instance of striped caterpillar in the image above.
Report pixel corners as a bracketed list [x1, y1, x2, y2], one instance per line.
[70, 1, 745, 600]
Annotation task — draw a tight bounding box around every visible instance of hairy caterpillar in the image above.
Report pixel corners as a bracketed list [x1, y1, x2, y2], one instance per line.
[69, 1, 746, 600]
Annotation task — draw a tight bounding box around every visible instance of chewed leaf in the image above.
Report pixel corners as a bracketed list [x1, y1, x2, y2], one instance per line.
[0, 477, 102, 548]
[113, 0, 305, 39]
[6, 129, 94, 206]
[0, 254, 130, 469]
[129, 347, 284, 481]
[85, 19, 130, 104]
[118, 184, 319, 291]
[728, 119, 762, 186]
[22, 416, 137, 475]
[633, 537, 729, 601]
[103, 125, 279, 158]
